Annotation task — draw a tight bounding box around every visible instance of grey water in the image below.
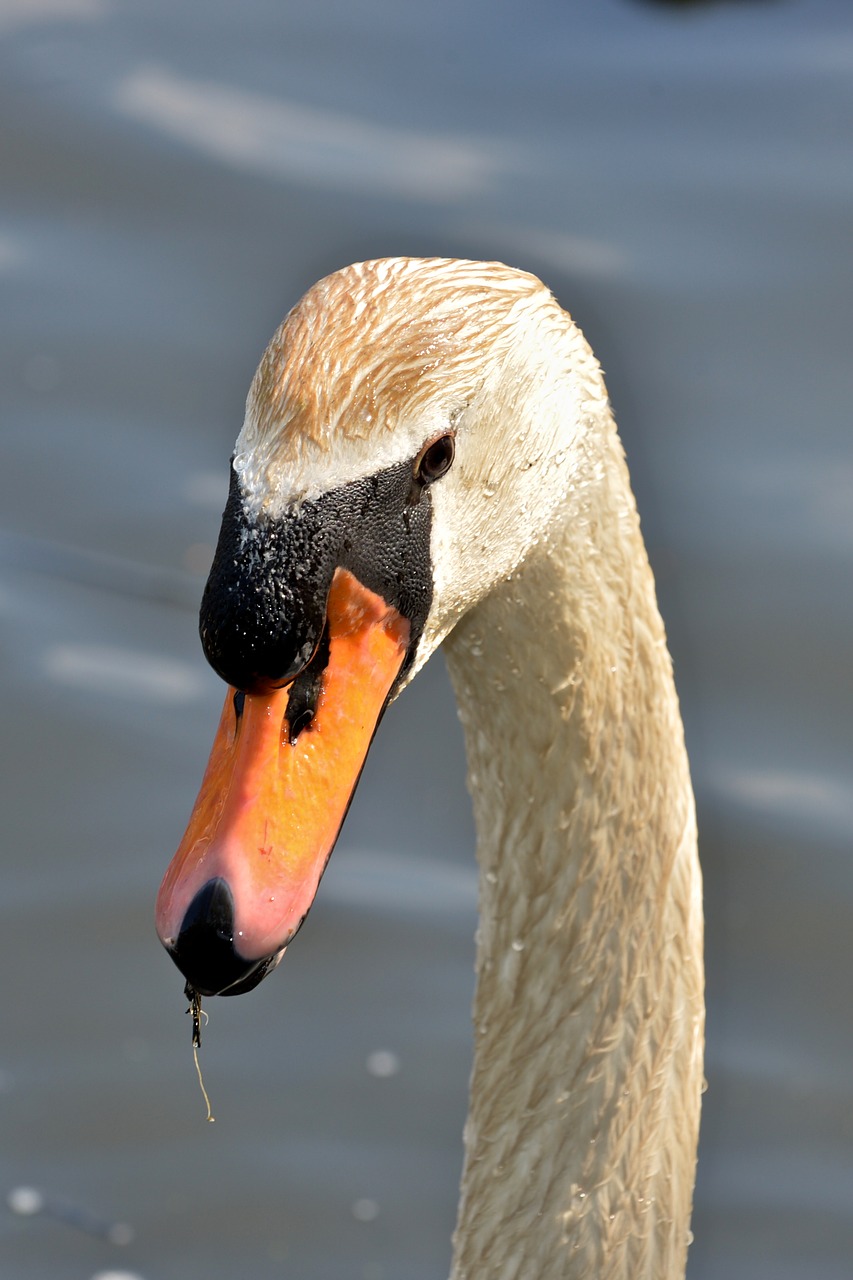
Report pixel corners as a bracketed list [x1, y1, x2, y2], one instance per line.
[2, 1, 852, 1277]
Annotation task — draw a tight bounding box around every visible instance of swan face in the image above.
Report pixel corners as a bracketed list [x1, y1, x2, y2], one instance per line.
[235, 257, 587, 670]
[156, 257, 589, 996]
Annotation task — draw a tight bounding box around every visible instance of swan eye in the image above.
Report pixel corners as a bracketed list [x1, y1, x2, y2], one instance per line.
[414, 433, 455, 486]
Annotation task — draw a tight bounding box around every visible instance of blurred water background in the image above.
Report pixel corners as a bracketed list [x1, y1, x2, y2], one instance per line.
[2, 1, 852, 1277]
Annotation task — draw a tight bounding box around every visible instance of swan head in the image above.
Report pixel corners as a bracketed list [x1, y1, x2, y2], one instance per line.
[156, 257, 603, 996]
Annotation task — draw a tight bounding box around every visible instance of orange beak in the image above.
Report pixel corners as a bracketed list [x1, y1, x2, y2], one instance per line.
[155, 567, 410, 994]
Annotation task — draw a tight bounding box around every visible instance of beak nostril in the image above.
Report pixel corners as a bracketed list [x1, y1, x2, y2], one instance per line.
[167, 878, 280, 997]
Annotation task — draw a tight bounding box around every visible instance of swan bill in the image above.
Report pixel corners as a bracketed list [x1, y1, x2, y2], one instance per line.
[157, 450, 437, 996]
[155, 568, 410, 996]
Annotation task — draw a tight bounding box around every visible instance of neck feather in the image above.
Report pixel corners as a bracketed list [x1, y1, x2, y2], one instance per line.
[443, 428, 703, 1280]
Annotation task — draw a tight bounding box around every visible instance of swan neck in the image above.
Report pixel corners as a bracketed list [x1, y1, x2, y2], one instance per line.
[443, 440, 703, 1279]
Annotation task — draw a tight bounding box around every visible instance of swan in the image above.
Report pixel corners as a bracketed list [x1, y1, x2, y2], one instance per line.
[155, 257, 704, 1279]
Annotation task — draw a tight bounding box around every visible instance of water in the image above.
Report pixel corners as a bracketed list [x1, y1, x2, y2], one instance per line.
[2, 1, 852, 1276]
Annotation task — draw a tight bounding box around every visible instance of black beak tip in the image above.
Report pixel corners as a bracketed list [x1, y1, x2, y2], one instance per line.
[166, 877, 282, 997]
